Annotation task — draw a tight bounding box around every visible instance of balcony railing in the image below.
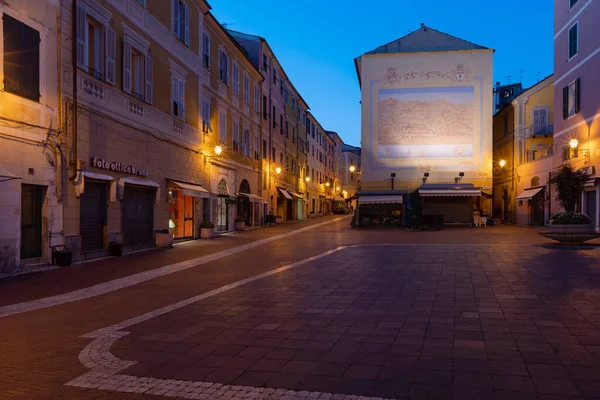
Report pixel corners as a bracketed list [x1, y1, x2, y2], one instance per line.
[532, 124, 554, 136]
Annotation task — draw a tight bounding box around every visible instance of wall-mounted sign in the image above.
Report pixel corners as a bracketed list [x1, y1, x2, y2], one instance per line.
[91, 157, 148, 177]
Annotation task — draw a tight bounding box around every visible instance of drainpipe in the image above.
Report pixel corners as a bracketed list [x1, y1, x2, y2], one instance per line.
[69, 0, 78, 181]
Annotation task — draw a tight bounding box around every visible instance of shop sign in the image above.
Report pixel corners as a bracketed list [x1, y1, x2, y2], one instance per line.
[91, 157, 148, 177]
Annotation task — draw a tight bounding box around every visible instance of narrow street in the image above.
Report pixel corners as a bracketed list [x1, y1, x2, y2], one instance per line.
[2, 219, 600, 399]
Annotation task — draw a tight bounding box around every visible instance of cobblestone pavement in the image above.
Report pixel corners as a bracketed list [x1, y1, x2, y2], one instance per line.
[2, 219, 600, 399]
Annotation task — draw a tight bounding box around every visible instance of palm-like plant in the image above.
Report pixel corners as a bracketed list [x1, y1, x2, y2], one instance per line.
[549, 163, 591, 212]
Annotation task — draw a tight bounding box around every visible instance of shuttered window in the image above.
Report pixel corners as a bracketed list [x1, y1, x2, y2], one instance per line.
[2, 14, 40, 101]
[172, 0, 189, 46]
[568, 23, 578, 59]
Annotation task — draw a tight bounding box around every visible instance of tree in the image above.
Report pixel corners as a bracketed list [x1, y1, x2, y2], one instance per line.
[549, 163, 591, 212]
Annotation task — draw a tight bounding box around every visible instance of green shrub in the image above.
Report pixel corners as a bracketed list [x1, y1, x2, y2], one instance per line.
[200, 221, 214, 229]
[551, 212, 591, 225]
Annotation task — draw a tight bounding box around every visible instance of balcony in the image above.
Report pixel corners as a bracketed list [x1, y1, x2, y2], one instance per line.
[531, 124, 554, 136]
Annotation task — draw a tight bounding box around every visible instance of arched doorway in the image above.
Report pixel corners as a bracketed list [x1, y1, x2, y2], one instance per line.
[237, 179, 251, 225]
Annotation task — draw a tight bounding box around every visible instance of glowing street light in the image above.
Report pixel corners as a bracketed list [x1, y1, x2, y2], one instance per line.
[325, 182, 330, 187]
[349, 165, 356, 173]
[499, 159, 506, 168]
[214, 145, 223, 156]
[305, 176, 310, 182]
[569, 138, 579, 149]
[336, 186, 340, 191]
[275, 166, 282, 174]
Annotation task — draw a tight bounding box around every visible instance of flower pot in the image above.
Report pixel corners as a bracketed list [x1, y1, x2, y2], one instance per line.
[234, 221, 245, 231]
[201, 227, 215, 239]
[155, 232, 174, 247]
[540, 223, 600, 244]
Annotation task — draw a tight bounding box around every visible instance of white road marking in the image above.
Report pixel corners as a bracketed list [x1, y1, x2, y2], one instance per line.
[0, 217, 346, 318]
[67, 246, 399, 399]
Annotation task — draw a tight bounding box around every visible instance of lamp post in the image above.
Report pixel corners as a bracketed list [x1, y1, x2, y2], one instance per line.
[499, 159, 506, 168]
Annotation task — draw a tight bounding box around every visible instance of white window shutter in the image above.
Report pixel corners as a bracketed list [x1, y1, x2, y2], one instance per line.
[76, 5, 86, 68]
[184, 3, 190, 46]
[145, 56, 153, 104]
[178, 79, 185, 118]
[122, 40, 132, 93]
[172, 0, 180, 35]
[105, 27, 116, 84]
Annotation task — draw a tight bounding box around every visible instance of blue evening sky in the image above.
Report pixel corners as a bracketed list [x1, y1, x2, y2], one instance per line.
[211, 0, 553, 147]
[379, 87, 474, 104]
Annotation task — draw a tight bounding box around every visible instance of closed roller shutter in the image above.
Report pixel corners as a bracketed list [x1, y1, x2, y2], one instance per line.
[423, 197, 472, 224]
[123, 185, 154, 247]
[586, 191, 597, 227]
[80, 180, 107, 252]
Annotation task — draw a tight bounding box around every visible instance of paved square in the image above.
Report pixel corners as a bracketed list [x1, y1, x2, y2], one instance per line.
[82, 244, 600, 399]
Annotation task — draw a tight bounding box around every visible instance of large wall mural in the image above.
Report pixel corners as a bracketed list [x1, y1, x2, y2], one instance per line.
[377, 86, 474, 160]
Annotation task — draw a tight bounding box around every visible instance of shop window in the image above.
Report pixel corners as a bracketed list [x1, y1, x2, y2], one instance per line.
[168, 188, 194, 238]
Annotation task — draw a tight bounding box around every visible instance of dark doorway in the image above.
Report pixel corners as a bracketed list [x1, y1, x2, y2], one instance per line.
[237, 179, 251, 225]
[21, 184, 44, 259]
[286, 199, 293, 221]
[502, 188, 509, 222]
[80, 181, 107, 252]
[531, 191, 545, 226]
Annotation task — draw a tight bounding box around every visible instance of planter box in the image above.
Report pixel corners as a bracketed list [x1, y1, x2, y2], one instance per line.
[547, 223, 595, 234]
[275, 217, 283, 223]
[155, 232, 174, 247]
[234, 221, 245, 231]
[201, 228, 215, 239]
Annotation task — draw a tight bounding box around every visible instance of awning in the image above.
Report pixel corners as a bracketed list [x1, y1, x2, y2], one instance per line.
[118, 177, 161, 202]
[515, 187, 544, 201]
[419, 189, 481, 197]
[288, 191, 302, 199]
[75, 171, 117, 201]
[359, 195, 403, 205]
[278, 188, 293, 200]
[585, 178, 598, 188]
[238, 192, 265, 202]
[0, 164, 19, 183]
[168, 179, 209, 198]
[345, 194, 359, 202]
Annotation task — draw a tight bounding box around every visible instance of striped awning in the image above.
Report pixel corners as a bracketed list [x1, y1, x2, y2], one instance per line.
[419, 189, 481, 197]
[278, 188, 293, 200]
[359, 195, 403, 205]
[515, 187, 544, 201]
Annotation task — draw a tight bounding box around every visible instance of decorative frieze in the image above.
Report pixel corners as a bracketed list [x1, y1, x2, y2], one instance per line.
[82, 77, 105, 100]
[128, 100, 144, 117]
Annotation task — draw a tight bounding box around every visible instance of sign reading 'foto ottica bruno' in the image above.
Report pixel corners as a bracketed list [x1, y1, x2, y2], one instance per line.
[91, 157, 149, 177]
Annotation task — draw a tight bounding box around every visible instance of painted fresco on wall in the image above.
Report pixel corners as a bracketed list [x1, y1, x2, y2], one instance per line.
[377, 86, 474, 159]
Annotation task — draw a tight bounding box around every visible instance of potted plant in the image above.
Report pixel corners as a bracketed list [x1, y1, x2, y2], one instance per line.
[200, 221, 215, 239]
[234, 217, 246, 231]
[275, 215, 283, 223]
[540, 163, 599, 244]
[154, 228, 174, 247]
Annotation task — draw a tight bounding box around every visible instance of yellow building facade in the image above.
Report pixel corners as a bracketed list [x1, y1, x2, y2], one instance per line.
[355, 26, 494, 226]
[494, 75, 554, 226]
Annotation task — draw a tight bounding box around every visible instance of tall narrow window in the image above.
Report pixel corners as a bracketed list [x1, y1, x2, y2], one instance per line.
[172, 0, 189, 45]
[131, 48, 144, 100]
[202, 33, 210, 68]
[2, 14, 40, 101]
[202, 100, 212, 133]
[242, 130, 250, 156]
[172, 76, 185, 119]
[219, 50, 229, 84]
[254, 84, 260, 112]
[263, 95, 268, 119]
[219, 112, 227, 143]
[568, 23, 578, 59]
[232, 63, 239, 94]
[243, 75, 250, 103]
[232, 122, 240, 152]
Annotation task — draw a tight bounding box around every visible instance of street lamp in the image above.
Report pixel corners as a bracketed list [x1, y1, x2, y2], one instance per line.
[305, 176, 310, 182]
[569, 138, 579, 149]
[499, 159, 506, 168]
[275, 166, 282, 175]
[214, 145, 223, 156]
[349, 165, 356, 173]
[336, 186, 340, 191]
[325, 182, 330, 187]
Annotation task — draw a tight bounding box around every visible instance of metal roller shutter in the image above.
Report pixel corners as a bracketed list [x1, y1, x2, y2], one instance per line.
[123, 185, 154, 247]
[586, 191, 597, 226]
[80, 181, 107, 252]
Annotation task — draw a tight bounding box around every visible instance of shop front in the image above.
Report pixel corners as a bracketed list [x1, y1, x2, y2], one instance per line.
[277, 187, 294, 220]
[515, 187, 545, 226]
[355, 191, 404, 227]
[417, 184, 482, 225]
[167, 179, 210, 239]
[119, 177, 161, 250]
